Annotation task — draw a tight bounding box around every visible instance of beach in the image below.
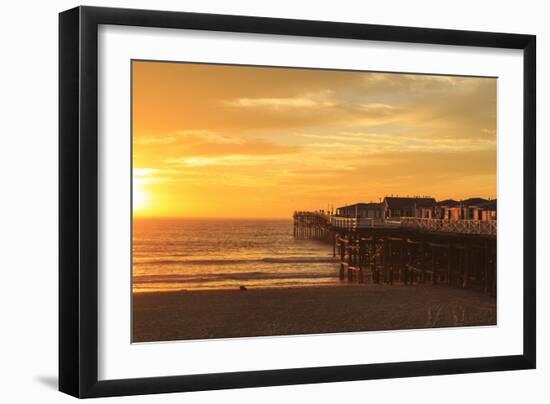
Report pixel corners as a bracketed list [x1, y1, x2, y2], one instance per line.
[132, 284, 496, 342]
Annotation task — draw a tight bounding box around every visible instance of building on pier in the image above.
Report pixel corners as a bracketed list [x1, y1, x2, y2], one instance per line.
[478, 200, 497, 220]
[335, 202, 384, 219]
[335, 197, 438, 220]
[461, 198, 497, 220]
[436, 198, 497, 221]
[333, 196, 497, 223]
[383, 196, 436, 219]
[435, 199, 461, 220]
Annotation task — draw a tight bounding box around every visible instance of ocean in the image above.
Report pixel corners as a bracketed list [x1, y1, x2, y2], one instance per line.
[132, 218, 340, 292]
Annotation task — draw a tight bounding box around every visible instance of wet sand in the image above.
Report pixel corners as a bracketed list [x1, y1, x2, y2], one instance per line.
[132, 284, 496, 342]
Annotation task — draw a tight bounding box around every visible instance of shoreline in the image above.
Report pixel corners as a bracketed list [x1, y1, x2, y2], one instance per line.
[132, 283, 496, 343]
[132, 282, 372, 294]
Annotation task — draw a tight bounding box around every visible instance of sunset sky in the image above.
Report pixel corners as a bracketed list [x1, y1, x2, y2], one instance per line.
[132, 61, 496, 218]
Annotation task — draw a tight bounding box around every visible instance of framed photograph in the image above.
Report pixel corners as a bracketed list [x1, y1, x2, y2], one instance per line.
[59, 6, 536, 398]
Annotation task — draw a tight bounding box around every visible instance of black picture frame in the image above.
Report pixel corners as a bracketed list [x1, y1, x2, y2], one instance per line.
[59, 6, 536, 398]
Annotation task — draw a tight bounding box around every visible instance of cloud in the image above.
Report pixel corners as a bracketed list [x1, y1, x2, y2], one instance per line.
[359, 103, 397, 115]
[134, 129, 302, 169]
[165, 155, 279, 167]
[298, 130, 495, 155]
[134, 136, 177, 145]
[361, 73, 467, 96]
[133, 168, 173, 185]
[177, 138, 300, 158]
[174, 130, 243, 144]
[224, 91, 335, 110]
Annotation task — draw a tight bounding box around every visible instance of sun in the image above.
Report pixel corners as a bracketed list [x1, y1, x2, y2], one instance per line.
[133, 184, 148, 213]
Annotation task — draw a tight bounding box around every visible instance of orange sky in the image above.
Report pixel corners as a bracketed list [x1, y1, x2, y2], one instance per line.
[132, 61, 496, 218]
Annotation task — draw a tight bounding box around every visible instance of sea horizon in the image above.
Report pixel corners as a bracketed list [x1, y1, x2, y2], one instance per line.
[133, 216, 295, 221]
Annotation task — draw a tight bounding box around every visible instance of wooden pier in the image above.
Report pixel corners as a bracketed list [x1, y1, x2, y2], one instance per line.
[293, 211, 497, 296]
[293, 211, 333, 241]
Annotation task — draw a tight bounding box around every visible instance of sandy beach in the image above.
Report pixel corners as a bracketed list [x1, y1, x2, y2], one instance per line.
[132, 284, 496, 342]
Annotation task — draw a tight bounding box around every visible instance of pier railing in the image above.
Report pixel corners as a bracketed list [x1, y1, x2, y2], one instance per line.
[329, 216, 400, 230]
[400, 217, 497, 236]
[294, 211, 497, 236]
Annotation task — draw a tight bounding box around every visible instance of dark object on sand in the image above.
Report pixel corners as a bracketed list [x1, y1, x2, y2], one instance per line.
[240, 285, 247, 291]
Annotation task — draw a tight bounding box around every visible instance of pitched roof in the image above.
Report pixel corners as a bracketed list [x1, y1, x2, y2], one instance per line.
[384, 197, 436, 209]
[461, 197, 489, 206]
[437, 199, 460, 207]
[477, 199, 497, 210]
[337, 202, 383, 210]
